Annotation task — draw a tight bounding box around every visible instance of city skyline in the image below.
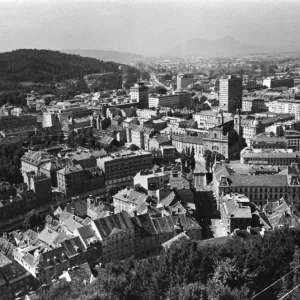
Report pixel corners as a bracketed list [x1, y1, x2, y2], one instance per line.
[1, 0, 300, 56]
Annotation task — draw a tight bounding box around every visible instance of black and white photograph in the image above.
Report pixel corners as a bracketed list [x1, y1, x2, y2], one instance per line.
[1, 0, 300, 299]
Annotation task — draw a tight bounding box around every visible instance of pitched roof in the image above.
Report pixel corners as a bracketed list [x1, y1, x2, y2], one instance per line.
[61, 237, 85, 257]
[152, 214, 201, 234]
[131, 213, 158, 236]
[162, 232, 190, 250]
[114, 188, 149, 206]
[93, 211, 134, 239]
[225, 174, 288, 187]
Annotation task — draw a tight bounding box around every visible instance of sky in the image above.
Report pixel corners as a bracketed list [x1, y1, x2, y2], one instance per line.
[1, 0, 300, 56]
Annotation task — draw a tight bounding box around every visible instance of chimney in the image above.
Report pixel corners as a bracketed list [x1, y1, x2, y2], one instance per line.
[71, 207, 75, 215]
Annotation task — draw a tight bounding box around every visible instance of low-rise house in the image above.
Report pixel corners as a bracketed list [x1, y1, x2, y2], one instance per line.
[220, 193, 252, 233]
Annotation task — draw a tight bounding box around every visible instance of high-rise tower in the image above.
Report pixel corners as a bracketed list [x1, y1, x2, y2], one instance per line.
[219, 75, 242, 113]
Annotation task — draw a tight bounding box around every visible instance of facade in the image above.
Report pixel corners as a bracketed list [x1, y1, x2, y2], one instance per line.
[263, 77, 294, 89]
[56, 165, 105, 197]
[131, 127, 145, 149]
[91, 212, 135, 263]
[203, 119, 240, 159]
[213, 162, 300, 208]
[23, 172, 52, 205]
[130, 82, 149, 109]
[171, 134, 203, 154]
[136, 108, 159, 119]
[285, 130, 300, 151]
[268, 99, 300, 118]
[251, 134, 286, 149]
[219, 75, 243, 113]
[149, 94, 179, 108]
[97, 150, 153, 188]
[242, 118, 264, 146]
[240, 148, 297, 166]
[134, 169, 169, 191]
[161, 145, 176, 162]
[242, 98, 268, 113]
[177, 74, 194, 90]
[0, 254, 36, 300]
[176, 90, 192, 108]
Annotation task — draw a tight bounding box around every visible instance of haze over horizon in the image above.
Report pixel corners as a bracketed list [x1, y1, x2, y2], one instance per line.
[1, 0, 300, 56]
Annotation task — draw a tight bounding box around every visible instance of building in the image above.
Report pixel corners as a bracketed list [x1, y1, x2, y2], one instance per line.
[131, 127, 145, 149]
[136, 108, 159, 119]
[149, 94, 179, 108]
[113, 188, 151, 214]
[220, 193, 252, 233]
[91, 211, 135, 262]
[268, 98, 300, 118]
[171, 134, 203, 154]
[0, 253, 36, 300]
[161, 145, 176, 163]
[97, 150, 153, 188]
[56, 165, 105, 197]
[240, 148, 297, 166]
[21, 151, 54, 177]
[219, 75, 243, 113]
[177, 74, 194, 90]
[263, 77, 294, 89]
[250, 133, 286, 149]
[23, 172, 52, 205]
[242, 97, 268, 113]
[175, 90, 192, 107]
[130, 82, 149, 109]
[149, 135, 171, 150]
[134, 168, 169, 191]
[203, 119, 240, 159]
[285, 130, 300, 151]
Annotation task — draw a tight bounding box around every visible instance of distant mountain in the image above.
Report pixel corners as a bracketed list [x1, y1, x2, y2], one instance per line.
[0, 49, 139, 85]
[63, 49, 143, 64]
[169, 36, 270, 57]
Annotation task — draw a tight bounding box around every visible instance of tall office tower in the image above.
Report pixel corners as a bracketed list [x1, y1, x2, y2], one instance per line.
[219, 75, 243, 113]
[130, 82, 149, 108]
[177, 74, 194, 90]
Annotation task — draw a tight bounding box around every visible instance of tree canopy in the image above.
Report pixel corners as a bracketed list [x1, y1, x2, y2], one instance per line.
[39, 228, 300, 300]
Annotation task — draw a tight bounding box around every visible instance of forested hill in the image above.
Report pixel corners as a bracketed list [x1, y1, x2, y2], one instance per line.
[0, 49, 138, 83]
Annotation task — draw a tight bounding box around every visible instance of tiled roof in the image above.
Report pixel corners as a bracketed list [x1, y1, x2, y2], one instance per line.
[152, 214, 201, 234]
[153, 135, 169, 145]
[162, 232, 190, 250]
[266, 199, 291, 228]
[76, 225, 99, 247]
[131, 213, 157, 236]
[226, 174, 288, 187]
[114, 189, 149, 206]
[0, 238, 16, 259]
[93, 211, 134, 239]
[63, 218, 83, 233]
[57, 164, 83, 175]
[99, 135, 115, 145]
[61, 237, 85, 258]
[37, 227, 60, 246]
[0, 252, 12, 267]
[172, 135, 203, 144]
[0, 261, 28, 283]
[159, 191, 176, 206]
